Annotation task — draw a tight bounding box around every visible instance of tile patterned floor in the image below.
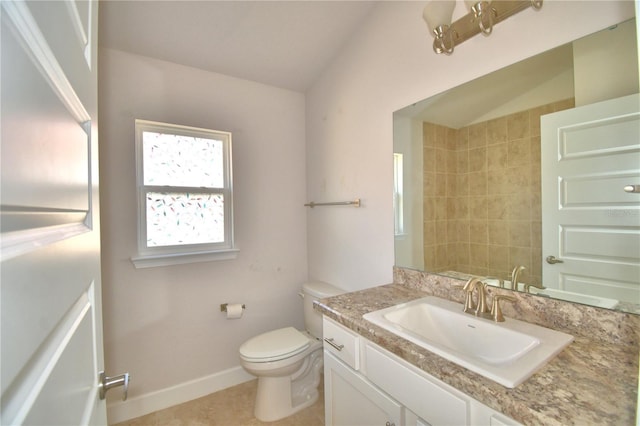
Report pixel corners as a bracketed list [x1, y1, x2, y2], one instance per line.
[112, 379, 324, 426]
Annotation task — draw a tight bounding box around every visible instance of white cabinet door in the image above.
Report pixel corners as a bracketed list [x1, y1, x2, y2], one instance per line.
[324, 351, 402, 426]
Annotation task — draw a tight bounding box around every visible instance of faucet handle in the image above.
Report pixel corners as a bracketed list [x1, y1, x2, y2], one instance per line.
[490, 294, 516, 322]
[523, 282, 547, 293]
[475, 282, 490, 315]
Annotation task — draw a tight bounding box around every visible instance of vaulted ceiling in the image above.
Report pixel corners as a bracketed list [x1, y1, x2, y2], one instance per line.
[99, 1, 377, 92]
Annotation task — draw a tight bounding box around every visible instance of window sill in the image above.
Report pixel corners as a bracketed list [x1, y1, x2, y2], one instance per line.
[131, 248, 239, 269]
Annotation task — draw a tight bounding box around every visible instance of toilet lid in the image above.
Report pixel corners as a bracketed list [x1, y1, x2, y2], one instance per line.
[239, 327, 310, 361]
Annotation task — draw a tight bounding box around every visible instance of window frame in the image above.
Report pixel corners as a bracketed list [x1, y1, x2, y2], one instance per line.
[131, 119, 237, 268]
[393, 152, 404, 237]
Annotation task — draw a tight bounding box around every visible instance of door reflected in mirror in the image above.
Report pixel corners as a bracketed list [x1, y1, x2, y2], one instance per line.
[393, 19, 639, 313]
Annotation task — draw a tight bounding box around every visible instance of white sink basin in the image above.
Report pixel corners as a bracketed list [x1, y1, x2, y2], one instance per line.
[363, 296, 573, 388]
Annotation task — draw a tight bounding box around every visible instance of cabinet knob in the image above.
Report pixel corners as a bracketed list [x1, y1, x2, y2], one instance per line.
[385, 422, 395, 426]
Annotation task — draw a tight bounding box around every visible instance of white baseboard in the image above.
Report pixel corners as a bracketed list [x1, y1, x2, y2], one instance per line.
[106, 366, 255, 425]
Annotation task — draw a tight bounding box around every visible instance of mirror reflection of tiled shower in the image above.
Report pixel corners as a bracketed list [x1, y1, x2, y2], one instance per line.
[422, 98, 574, 287]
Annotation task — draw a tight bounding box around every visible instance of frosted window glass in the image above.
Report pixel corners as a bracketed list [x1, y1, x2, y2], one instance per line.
[142, 131, 224, 188]
[146, 192, 225, 247]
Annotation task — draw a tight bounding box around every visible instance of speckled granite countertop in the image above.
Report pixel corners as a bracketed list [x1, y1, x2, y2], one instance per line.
[315, 281, 639, 425]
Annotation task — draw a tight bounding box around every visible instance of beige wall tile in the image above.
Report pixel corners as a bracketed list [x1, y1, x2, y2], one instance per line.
[508, 221, 532, 247]
[487, 245, 510, 273]
[446, 173, 457, 196]
[436, 220, 448, 244]
[457, 221, 470, 243]
[457, 173, 469, 196]
[507, 110, 530, 139]
[424, 220, 436, 245]
[424, 197, 436, 221]
[457, 150, 469, 173]
[468, 122, 487, 149]
[435, 148, 447, 172]
[488, 220, 509, 245]
[424, 171, 436, 197]
[468, 171, 488, 196]
[509, 246, 531, 268]
[456, 242, 470, 266]
[470, 221, 488, 244]
[487, 116, 508, 144]
[508, 192, 532, 221]
[456, 197, 469, 220]
[487, 143, 507, 170]
[469, 147, 487, 173]
[435, 197, 448, 220]
[457, 126, 469, 151]
[436, 173, 447, 197]
[435, 125, 447, 149]
[424, 146, 436, 172]
[447, 220, 458, 243]
[487, 195, 509, 220]
[531, 221, 542, 249]
[447, 149, 457, 173]
[507, 138, 531, 168]
[469, 243, 488, 267]
[436, 244, 448, 268]
[446, 127, 458, 151]
[469, 196, 488, 220]
[505, 167, 529, 194]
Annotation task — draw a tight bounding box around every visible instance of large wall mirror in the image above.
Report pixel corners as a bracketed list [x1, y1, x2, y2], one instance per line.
[394, 18, 639, 314]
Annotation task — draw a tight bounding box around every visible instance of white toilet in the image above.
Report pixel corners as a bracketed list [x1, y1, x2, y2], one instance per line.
[239, 281, 344, 422]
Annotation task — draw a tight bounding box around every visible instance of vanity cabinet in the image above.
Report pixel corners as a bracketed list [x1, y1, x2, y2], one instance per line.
[323, 317, 522, 426]
[324, 351, 402, 426]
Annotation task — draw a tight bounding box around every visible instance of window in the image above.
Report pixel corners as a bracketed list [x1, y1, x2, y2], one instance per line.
[393, 153, 404, 236]
[131, 120, 237, 268]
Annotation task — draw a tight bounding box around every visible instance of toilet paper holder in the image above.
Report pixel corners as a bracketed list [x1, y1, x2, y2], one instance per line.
[220, 303, 246, 312]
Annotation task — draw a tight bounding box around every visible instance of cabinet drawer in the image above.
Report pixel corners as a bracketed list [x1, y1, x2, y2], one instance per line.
[323, 317, 360, 370]
[365, 343, 469, 426]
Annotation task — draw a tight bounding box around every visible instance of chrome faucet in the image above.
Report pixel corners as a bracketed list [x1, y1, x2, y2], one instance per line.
[511, 265, 526, 291]
[462, 278, 489, 316]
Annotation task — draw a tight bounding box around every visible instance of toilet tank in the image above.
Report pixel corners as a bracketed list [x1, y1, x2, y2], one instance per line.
[301, 281, 344, 339]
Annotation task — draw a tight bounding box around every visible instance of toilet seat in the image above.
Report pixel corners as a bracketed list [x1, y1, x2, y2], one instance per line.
[239, 327, 310, 362]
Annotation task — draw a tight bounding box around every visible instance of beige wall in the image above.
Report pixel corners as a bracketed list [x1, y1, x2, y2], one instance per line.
[99, 48, 308, 421]
[423, 99, 574, 286]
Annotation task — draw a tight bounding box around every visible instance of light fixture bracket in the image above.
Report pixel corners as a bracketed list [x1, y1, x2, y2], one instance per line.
[432, 0, 543, 54]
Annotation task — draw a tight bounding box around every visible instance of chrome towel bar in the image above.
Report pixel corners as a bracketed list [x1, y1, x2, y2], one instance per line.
[304, 199, 360, 208]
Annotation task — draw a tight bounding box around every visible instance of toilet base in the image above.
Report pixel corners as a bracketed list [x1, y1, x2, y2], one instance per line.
[254, 377, 319, 422]
[252, 348, 323, 422]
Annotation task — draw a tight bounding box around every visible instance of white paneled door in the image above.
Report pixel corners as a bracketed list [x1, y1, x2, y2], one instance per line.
[1, 1, 117, 424]
[541, 94, 640, 305]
